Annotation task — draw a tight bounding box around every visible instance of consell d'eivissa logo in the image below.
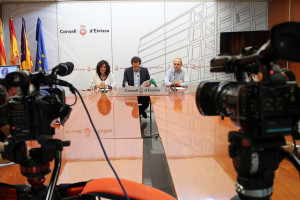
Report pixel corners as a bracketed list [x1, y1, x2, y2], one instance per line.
[124, 88, 161, 93]
[59, 25, 109, 35]
[60, 29, 76, 34]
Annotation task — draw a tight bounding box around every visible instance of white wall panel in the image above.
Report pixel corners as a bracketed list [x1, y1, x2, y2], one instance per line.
[1, 1, 268, 89]
[56, 2, 112, 89]
[111, 2, 164, 87]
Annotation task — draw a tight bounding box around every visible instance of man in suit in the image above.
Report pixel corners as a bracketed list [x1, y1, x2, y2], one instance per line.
[122, 56, 150, 119]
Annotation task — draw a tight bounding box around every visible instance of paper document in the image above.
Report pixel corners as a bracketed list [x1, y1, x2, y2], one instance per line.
[175, 87, 185, 90]
[141, 80, 150, 87]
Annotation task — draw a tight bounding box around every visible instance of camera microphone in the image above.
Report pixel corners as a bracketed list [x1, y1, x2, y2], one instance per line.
[51, 62, 74, 76]
[5, 71, 72, 89]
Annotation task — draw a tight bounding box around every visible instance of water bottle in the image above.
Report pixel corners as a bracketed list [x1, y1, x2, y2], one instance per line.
[161, 80, 165, 87]
[90, 81, 94, 91]
[125, 81, 128, 87]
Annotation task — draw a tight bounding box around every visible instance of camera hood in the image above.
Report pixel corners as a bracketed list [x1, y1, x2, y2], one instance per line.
[271, 22, 300, 62]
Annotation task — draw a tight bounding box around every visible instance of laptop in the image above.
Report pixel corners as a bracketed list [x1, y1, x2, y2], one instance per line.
[0, 65, 20, 79]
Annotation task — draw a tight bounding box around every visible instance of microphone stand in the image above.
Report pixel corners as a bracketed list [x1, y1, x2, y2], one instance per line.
[100, 81, 108, 93]
[102, 82, 108, 93]
[171, 73, 177, 92]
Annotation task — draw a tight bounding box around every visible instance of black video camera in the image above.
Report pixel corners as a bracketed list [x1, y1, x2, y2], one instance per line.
[196, 76, 299, 140]
[4, 70, 71, 141]
[0, 66, 75, 200]
[196, 22, 300, 141]
[195, 22, 300, 200]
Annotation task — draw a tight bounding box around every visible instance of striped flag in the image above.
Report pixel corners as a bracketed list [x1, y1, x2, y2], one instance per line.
[0, 18, 7, 66]
[21, 17, 33, 71]
[9, 17, 20, 65]
[35, 18, 48, 71]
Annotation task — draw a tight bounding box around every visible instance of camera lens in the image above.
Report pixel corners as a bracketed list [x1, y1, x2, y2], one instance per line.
[196, 81, 241, 119]
[195, 81, 219, 116]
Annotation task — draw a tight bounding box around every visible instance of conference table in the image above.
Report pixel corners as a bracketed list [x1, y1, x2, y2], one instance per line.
[0, 86, 300, 199]
[150, 93, 300, 200]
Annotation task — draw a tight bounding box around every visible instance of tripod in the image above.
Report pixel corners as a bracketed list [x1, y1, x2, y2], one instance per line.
[0, 137, 177, 200]
[228, 131, 300, 200]
[1, 137, 70, 200]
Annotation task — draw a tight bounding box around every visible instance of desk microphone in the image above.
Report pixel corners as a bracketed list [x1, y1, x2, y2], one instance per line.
[150, 79, 157, 87]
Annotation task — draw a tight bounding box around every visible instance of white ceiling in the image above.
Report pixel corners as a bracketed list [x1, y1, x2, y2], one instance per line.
[0, 0, 89, 2]
[0, 0, 270, 2]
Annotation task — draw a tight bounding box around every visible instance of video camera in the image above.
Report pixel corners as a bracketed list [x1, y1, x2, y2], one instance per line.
[1, 64, 74, 200]
[195, 22, 300, 200]
[4, 70, 71, 141]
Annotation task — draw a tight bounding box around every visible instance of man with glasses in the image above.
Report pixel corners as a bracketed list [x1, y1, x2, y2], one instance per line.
[164, 58, 188, 87]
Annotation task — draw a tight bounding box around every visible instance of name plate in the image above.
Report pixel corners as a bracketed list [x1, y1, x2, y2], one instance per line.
[117, 87, 166, 95]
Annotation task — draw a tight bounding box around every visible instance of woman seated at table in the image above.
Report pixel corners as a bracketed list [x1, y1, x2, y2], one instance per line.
[90, 60, 116, 89]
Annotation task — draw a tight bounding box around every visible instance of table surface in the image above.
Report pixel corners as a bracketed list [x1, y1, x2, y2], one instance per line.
[0, 138, 143, 185]
[1, 87, 300, 200]
[0, 92, 143, 187]
[59, 90, 143, 139]
[151, 94, 300, 200]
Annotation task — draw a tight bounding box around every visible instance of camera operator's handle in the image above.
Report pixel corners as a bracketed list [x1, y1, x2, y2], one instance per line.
[81, 178, 176, 200]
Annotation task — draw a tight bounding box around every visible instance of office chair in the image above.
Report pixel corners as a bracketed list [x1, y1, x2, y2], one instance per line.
[0, 177, 176, 200]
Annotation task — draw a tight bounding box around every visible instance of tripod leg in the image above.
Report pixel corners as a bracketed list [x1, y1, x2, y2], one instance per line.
[46, 150, 62, 200]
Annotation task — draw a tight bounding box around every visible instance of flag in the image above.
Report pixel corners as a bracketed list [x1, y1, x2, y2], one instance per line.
[21, 17, 33, 71]
[0, 18, 7, 66]
[9, 17, 20, 65]
[35, 18, 48, 71]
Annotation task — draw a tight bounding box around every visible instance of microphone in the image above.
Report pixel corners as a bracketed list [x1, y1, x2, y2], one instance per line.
[150, 79, 157, 87]
[51, 62, 74, 76]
